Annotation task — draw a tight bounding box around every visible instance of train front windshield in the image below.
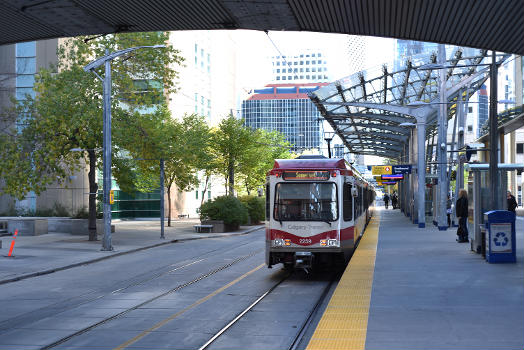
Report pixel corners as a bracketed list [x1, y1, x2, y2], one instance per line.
[274, 183, 338, 222]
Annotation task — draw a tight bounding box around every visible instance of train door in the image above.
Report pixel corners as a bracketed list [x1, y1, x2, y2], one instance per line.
[342, 179, 353, 248]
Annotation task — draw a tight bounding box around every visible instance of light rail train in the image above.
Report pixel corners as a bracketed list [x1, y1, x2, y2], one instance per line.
[265, 155, 375, 270]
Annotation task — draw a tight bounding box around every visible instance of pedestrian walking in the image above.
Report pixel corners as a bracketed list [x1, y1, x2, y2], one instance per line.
[391, 192, 398, 209]
[384, 193, 390, 209]
[507, 191, 518, 213]
[455, 189, 469, 243]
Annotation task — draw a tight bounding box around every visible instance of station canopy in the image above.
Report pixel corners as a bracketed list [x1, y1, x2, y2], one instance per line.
[309, 48, 512, 159]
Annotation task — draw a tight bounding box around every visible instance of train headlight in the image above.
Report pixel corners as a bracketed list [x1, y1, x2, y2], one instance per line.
[327, 239, 339, 247]
[273, 239, 284, 247]
[284, 239, 291, 246]
[320, 239, 327, 246]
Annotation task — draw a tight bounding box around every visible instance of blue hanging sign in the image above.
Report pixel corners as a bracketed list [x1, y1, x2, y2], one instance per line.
[392, 165, 412, 174]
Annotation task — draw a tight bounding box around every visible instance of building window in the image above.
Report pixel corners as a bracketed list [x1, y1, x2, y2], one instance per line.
[468, 106, 473, 113]
[306, 61, 310, 65]
[276, 76, 280, 80]
[277, 69, 280, 73]
[195, 191, 198, 199]
[517, 143, 524, 154]
[467, 125, 473, 132]
[282, 76, 286, 80]
[277, 62, 280, 66]
[517, 170, 522, 175]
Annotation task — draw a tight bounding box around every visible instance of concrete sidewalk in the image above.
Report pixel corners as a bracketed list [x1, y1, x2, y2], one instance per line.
[0, 218, 264, 285]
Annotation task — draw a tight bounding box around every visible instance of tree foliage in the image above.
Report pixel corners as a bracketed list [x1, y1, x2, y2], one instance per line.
[0, 31, 183, 200]
[209, 115, 292, 196]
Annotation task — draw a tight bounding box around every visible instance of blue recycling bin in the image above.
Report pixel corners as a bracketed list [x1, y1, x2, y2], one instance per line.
[483, 210, 516, 263]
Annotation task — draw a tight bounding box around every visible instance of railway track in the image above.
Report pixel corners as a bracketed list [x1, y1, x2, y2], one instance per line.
[38, 247, 264, 350]
[198, 269, 340, 350]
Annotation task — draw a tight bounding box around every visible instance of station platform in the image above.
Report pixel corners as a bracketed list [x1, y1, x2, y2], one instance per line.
[307, 207, 524, 350]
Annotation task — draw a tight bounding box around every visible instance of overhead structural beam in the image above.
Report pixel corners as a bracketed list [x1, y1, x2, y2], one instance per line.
[325, 111, 415, 124]
[337, 122, 411, 134]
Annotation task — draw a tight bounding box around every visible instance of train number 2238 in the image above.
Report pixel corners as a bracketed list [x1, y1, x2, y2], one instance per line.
[299, 238, 312, 244]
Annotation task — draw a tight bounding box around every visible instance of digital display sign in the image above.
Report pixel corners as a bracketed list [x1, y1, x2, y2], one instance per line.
[381, 174, 404, 180]
[282, 171, 330, 181]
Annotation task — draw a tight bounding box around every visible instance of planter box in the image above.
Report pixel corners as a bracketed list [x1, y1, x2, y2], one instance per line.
[8, 218, 48, 236]
[68, 219, 115, 235]
[201, 220, 224, 233]
[200, 220, 239, 233]
[48, 218, 72, 233]
[96, 219, 115, 234]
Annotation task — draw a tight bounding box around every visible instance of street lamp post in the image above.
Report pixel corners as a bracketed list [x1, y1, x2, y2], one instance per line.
[84, 45, 165, 251]
[324, 132, 335, 158]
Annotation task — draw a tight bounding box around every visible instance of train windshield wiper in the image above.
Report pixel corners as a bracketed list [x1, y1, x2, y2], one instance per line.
[321, 218, 332, 226]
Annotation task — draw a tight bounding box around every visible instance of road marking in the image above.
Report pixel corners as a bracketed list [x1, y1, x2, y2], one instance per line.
[113, 263, 265, 350]
[306, 212, 381, 350]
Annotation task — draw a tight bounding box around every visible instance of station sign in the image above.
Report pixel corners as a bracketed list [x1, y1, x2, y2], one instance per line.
[372, 165, 392, 175]
[381, 174, 404, 180]
[392, 165, 412, 174]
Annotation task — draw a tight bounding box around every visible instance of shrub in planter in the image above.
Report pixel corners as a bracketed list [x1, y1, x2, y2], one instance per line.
[199, 196, 249, 228]
[239, 195, 265, 224]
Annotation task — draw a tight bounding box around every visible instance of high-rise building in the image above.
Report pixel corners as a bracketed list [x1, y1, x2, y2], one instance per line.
[270, 50, 330, 84]
[168, 30, 242, 216]
[242, 83, 328, 152]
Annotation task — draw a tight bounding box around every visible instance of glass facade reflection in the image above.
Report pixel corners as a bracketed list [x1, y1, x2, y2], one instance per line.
[242, 84, 326, 152]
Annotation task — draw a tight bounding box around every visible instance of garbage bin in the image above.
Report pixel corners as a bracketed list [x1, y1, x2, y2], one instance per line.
[483, 210, 516, 263]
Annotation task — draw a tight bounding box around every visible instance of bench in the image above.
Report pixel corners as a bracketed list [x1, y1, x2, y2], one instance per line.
[193, 224, 213, 233]
[178, 214, 188, 219]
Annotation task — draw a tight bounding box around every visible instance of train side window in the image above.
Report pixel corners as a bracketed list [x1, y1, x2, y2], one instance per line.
[343, 183, 352, 221]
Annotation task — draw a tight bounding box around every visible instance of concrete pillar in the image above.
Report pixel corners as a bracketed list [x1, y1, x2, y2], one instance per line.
[417, 118, 427, 228]
[437, 44, 448, 230]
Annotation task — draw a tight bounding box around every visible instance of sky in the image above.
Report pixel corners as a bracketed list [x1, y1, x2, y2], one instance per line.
[234, 30, 396, 90]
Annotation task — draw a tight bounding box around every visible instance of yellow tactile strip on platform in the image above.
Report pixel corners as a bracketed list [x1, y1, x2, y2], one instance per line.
[306, 213, 380, 350]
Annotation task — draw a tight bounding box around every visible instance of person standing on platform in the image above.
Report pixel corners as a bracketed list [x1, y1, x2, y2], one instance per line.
[507, 191, 518, 213]
[455, 189, 469, 243]
[384, 193, 390, 209]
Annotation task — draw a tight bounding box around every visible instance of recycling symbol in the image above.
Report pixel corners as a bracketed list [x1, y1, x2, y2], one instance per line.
[494, 232, 509, 246]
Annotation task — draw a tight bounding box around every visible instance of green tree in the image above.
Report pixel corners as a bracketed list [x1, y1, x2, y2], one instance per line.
[209, 115, 292, 196]
[0, 32, 183, 240]
[210, 115, 256, 196]
[129, 113, 211, 226]
[237, 129, 292, 195]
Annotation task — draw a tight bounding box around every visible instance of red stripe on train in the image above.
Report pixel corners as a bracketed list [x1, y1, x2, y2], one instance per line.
[269, 226, 354, 246]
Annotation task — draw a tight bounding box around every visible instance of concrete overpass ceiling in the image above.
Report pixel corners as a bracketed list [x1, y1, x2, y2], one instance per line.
[0, 0, 523, 55]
